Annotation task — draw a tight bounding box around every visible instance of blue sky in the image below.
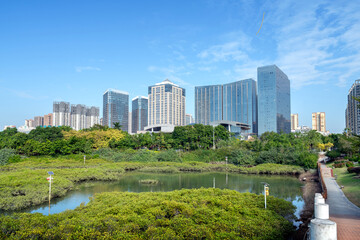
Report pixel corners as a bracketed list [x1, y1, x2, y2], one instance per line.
[1, 0, 359, 133]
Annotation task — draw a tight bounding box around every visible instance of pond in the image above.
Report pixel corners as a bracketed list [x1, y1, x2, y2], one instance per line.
[17, 172, 305, 221]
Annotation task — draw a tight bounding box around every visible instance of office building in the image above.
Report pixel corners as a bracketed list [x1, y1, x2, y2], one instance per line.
[291, 114, 299, 131]
[103, 89, 129, 132]
[44, 113, 53, 127]
[195, 79, 257, 134]
[257, 65, 291, 135]
[53, 101, 71, 127]
[147, 79, 185, 128]
[346, 80, 360, 135]
[185, 114, 194, 125]
[132, 96, 148, 133]
[312, 112, 326, 132]
[34, 116, 44, 127]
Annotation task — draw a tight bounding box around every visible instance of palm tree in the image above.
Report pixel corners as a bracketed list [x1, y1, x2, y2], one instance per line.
[113, 122, 122, 130]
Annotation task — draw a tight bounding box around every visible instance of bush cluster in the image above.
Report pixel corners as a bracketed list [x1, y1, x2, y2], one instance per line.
[334, 163, 346, 168]
[0, 148, 20, 165]
[347, 167, 360, 174]
[0, 189, 295, 239]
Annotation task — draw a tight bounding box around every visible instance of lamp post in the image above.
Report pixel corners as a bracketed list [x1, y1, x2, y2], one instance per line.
[261, 182, 269, 209]
[225, 156, 228, 185]
[47, 171, 54, 215]
[212, 125, 215, 150]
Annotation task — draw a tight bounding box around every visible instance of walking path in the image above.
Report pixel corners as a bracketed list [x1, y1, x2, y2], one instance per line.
[319, 160, 360, 239]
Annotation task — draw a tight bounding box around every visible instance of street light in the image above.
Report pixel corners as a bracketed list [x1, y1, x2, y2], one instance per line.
[261, 182, 269, 209]
[212, 125, 215, 150]
[47, 171, 54, 215]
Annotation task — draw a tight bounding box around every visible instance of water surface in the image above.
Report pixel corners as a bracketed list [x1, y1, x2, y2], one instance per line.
[19, 172, 304, 220]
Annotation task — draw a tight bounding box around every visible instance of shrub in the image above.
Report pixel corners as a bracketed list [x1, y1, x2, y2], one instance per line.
[130, 150, 157, 162]
[347, 166, 360, 174]
[346, 161, 354, 168]
[229, 149, 256, 165]
[0, 148, 18, 165]
[157, 149, 181, 162]
[326, 150, 341, 159]
[296, 152, 318, 169]
[334, 163, 345, 168]
[0, 189, 295, 239]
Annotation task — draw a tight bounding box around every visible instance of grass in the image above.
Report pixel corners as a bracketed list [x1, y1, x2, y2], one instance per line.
[0, 156, 305, 211]
[332, 167, 360, 207]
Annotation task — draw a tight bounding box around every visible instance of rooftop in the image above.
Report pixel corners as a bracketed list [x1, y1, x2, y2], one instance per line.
[103, 88, 129, 95]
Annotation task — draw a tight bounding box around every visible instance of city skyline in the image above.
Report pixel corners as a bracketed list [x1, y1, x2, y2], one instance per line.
[1, 0, 360, 133]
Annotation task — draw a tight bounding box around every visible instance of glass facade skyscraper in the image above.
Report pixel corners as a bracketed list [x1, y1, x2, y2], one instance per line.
[194, 84, 223, 126]
[132, 96, 148, 133]
[195, 79, 257, 134]
[346, 79, 360, 135]
[257, 65, 291, 135]
[103, 89, 129, 132]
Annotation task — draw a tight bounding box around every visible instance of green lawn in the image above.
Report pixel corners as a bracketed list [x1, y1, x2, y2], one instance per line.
[333, 167, 360, 207]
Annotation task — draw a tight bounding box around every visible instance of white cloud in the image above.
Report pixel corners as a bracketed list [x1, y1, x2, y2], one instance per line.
[269, 0, 360, 88]
[147, 65, 192, 86]
[75, 66, 101, 72]
[7, 88, 48, 100]
[195, 1, 360, 89]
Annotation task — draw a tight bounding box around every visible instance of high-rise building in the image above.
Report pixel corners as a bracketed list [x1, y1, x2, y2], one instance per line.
[53, 101, 71, 127]
[43, 113, 53, 127]
[71, 104, 87, 131]
[195, 79, 257, 134]
[34, 116, 44, 127]
[86, 106, 100, 129]
[291, 114, 299, 131]
[257, 65, 291, 135]
[132, 96, 148, 133]
[148, 79, 185, 127]
[185, 114, 194, 125]
[25, 119, 35, 128]
[103, 89, 129, 132]
[346, 80, 360, 135]
[312, 112, 326, 132]
[195, 84, 223, 125]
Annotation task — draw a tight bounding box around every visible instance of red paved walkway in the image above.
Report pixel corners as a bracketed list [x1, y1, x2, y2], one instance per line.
[319, 158, 360, 240]
[330, 216, 360, 240]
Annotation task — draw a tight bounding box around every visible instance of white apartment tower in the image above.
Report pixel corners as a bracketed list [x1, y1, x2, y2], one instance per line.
[86, 106, 100, 129]
[148, 79, 185, 126]
[71, 104, 86, 131]
[53, 101, 71, 127]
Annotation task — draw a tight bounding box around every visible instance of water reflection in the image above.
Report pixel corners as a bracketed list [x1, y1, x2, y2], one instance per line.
[12, 172, 304, 217]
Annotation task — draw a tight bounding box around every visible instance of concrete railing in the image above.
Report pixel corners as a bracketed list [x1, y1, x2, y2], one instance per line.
[317, 163, 328, 199]
[309, 193, 337, 240]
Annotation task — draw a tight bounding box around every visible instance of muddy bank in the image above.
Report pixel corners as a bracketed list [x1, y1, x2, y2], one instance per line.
[292, 170, 322, 240]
